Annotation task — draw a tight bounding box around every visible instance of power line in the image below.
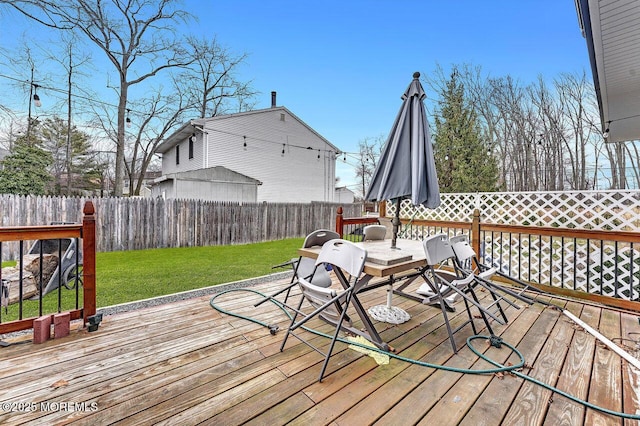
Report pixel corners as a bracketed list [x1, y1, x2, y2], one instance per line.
[0, 72, 178, 123]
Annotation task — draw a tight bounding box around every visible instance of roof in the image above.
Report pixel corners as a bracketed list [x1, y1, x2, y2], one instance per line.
[155, 106, 341, 154]
[576, 0, 640, 142]
[153, 166, 262, 185]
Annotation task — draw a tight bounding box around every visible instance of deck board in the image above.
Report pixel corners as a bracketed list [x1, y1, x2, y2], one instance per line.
[585, 308, 625, 426]
[0, 277, 639, 425]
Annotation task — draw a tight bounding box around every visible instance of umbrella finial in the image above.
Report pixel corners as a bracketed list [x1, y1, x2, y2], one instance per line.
[413, 72, 420, 79]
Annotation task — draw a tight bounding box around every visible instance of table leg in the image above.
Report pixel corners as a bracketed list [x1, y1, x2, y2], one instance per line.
[333, 269, 390, 351]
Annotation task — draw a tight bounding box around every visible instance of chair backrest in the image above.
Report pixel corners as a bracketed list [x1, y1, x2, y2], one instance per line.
[422, 234, 456, 266]
[362, 224, 387, 241]
[449, 234, 476, 268]
[303, 229, 340, 248]
[316, 239, 367, 278]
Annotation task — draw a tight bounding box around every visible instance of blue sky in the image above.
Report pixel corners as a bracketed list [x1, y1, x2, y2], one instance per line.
[1, 1, 592, 189]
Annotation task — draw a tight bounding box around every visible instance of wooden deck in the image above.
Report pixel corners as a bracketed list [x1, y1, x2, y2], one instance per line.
[1, 277, 640, 425]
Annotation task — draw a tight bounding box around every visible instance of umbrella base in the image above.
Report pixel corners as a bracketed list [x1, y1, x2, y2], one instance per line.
[367, 305, 411, 324]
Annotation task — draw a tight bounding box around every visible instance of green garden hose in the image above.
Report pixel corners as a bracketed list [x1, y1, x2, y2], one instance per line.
[210, 288, 640, 420]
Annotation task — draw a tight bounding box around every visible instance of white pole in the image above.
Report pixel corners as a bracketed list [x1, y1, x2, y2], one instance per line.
[562, 309, 640, 371]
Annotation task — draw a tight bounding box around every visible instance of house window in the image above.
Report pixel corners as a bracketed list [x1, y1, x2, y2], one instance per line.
[188, 138, 194, 159]
[176, 145, 180, 165]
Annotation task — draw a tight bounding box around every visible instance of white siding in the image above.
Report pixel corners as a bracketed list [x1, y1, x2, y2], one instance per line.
[161, 133, 204, 175]
[203, 109, 336, 203]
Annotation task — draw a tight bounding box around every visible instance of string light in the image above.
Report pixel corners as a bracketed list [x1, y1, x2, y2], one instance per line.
[32, 84, 42, 107]
[243, 135, 247, 150]
[317, 149, 321, 160]
[281, 143, 286, 156]
[1, 72, 358, 160]
[603, 121, 611, 138]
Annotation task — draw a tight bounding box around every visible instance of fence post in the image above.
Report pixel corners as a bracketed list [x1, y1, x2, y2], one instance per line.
[379, 201, 386, 218]
[336, 206, 344, 237]
[82, 201, 97, 323]
[471, 208, 481, 258]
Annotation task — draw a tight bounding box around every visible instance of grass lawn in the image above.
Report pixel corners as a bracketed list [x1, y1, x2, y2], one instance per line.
[1, 238, 303, 322]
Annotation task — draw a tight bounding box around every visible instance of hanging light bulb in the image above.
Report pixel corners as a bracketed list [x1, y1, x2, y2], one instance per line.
[126, 109, 132, 128]
[243, 136, 247, 150]
[603, 121, 611, 138]
[32, 84, 42, 107]
[281, 143, 286, 156]
[317, 149, 321, 160]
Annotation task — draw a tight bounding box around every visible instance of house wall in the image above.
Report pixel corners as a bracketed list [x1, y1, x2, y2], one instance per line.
[161, 109, 337, 203]
[173, 180, 257, 202]
[162, 132, 204, 175]
[335, 188, 355, 204]
[151, 167, 260, 202]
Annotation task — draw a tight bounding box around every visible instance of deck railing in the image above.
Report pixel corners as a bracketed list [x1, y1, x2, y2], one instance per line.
[336, 205, 640, 312]
[0, 201, 96, 334]
[335, 206, 381, 242]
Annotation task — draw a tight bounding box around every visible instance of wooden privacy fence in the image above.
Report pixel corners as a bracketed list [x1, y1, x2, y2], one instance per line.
[0, 195, 363, 258]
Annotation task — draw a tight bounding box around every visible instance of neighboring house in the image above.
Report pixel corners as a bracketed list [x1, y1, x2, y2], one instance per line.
[124, 170, 162, 197]
[335, 186, 355, 204]
[153, 94, 341, 203]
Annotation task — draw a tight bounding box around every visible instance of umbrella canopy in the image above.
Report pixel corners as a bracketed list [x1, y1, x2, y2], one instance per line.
[365, 72, 440, 209]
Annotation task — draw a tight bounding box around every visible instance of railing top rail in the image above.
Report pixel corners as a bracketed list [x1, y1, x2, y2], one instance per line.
[478, 222, 640, 243]
[401, 219, 472, 228]
[0, 224, 83, 242]
[342, 217, 380, 224]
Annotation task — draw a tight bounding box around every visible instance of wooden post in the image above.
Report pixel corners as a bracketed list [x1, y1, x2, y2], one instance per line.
[82, 201, 97, 323]
[335, 206, 344, 238]
[471, 208, 481, 260]
[379, 201, 386, 219]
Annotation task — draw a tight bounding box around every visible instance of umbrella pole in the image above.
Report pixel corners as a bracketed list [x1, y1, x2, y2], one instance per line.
[391, 198, 401, 249]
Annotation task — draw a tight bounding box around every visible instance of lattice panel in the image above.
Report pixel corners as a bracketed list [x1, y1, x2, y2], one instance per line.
[387, 194, 477, 223]
[480, 191, 640, 230]
[383, 190, 640, 301]
[386, 190, 640, 231]
[481, 234, 640, 301]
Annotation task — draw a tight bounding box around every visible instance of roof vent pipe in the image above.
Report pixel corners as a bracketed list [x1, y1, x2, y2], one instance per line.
[271, 91, 276, 108]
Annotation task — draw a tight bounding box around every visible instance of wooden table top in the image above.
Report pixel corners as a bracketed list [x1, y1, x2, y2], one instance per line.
[298, 239, 426, 278]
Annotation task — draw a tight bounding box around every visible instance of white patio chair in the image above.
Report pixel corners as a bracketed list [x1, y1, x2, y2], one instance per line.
[449, 234, 535, 310]
[362, 224, 387, 241]
[417, 233, 506, 353]
[254, 229, 339, 308]
[280, 239, 370, 382]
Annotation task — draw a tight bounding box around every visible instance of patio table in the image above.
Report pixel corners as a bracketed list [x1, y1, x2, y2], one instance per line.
[298, 239, 427, 350]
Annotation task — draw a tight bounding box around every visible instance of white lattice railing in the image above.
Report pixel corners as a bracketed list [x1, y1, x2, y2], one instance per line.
[479, 233, 640, 302]
[389, 190, 640, 230]
[386, 190, 640, 303]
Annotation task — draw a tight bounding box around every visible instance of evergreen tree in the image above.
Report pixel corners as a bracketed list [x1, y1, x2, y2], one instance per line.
[40, 117, 102, 195]
[433, 70, 500, 193]
[0, 137, 52, 195]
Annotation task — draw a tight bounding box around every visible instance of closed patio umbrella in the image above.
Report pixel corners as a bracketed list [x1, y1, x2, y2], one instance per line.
[365, 71, 441, 249]
[363, 72, 440, 324]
